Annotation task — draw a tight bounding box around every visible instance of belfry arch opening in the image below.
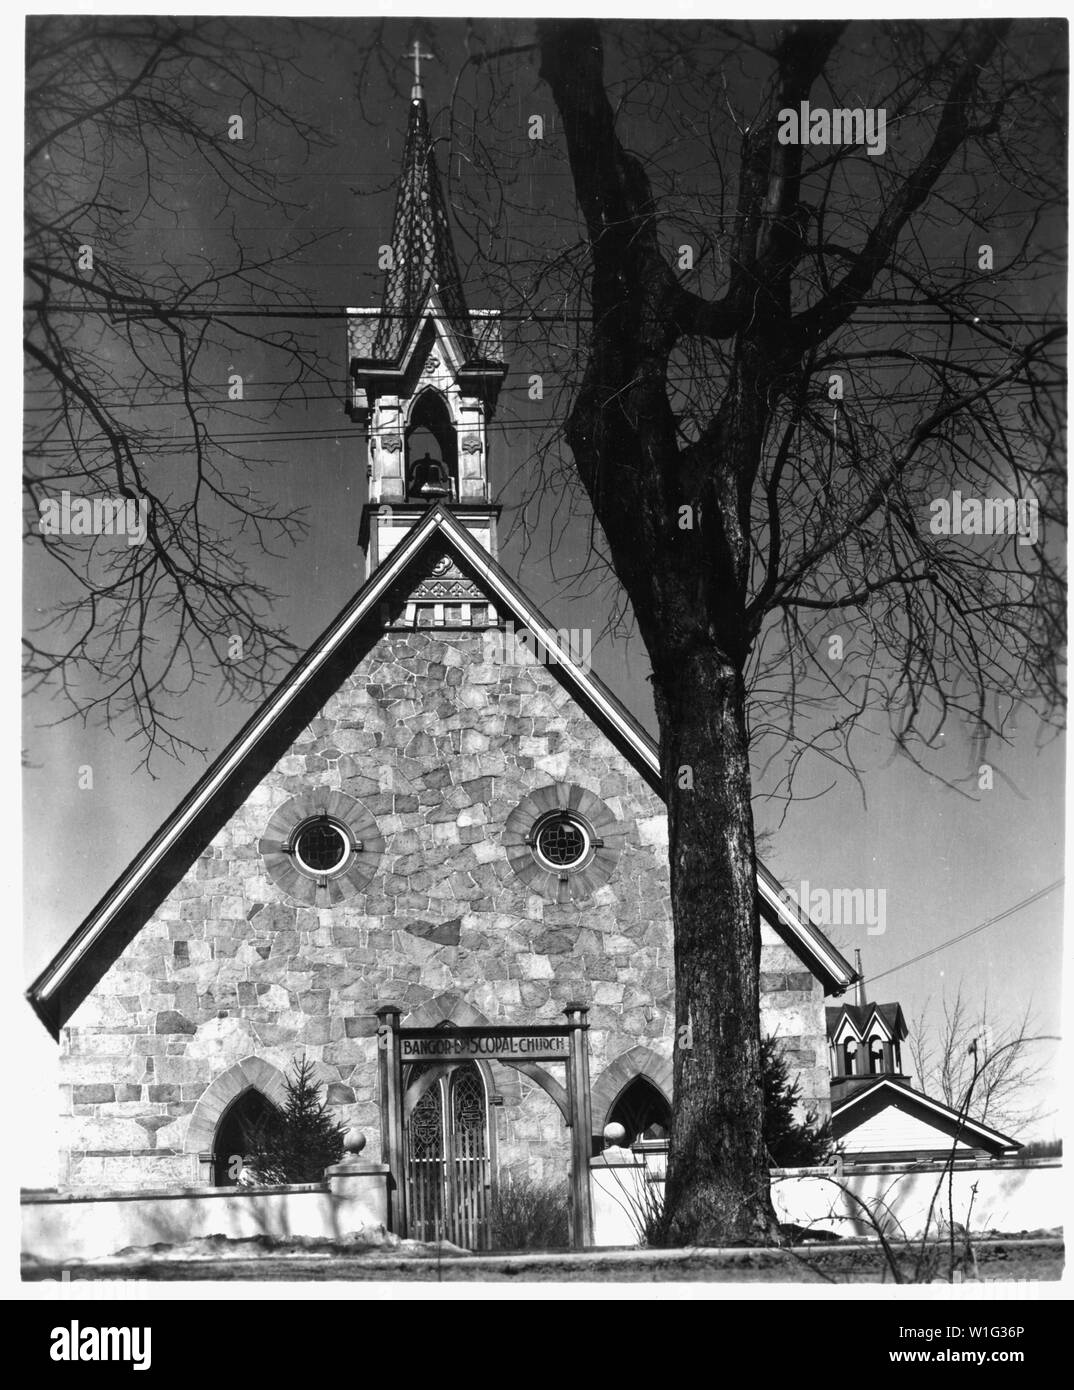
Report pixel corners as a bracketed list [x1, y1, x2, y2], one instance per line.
[405, 390, 457, 501]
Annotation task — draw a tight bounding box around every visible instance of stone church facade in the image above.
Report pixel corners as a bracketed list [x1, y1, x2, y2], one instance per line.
[28, 74, 856, 1219]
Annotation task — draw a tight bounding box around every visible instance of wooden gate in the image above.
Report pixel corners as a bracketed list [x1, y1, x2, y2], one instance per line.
[378, 1005, 594, 1249]
[405, 1062, 491, 1249]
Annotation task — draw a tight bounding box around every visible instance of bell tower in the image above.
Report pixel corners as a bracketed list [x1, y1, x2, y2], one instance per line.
[348, 45, 506, 577]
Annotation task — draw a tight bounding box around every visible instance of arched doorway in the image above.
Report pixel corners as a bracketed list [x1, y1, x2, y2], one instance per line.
[607, 1076, 671, 1146]
[211, 1088, 279, 1186]
[405, 1061, 491, 1249]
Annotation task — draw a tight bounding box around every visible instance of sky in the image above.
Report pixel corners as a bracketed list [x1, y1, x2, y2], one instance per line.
[14, 11, 1067, 1186]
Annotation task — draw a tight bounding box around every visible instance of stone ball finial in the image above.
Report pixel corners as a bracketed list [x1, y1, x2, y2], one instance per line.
[603, 1122, 627, 1147]
[343, 1128, 367, 1157]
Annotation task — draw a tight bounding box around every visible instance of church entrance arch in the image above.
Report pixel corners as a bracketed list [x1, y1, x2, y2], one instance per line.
[377, 1002, 594, 1250]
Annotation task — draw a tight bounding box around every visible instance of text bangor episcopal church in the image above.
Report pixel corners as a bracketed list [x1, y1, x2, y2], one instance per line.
[27, 80, 858, 1234]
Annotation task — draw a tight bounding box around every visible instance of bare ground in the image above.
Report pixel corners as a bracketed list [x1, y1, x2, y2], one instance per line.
[22, 1235, 1064, 1284]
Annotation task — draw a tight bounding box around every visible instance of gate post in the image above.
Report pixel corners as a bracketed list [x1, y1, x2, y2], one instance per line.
[564, 1001, 594, 1249]
[376, 1003, 406, 1236]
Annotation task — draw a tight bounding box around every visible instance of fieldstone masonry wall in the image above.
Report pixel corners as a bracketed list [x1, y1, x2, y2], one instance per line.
[59, 626, 830, 1191]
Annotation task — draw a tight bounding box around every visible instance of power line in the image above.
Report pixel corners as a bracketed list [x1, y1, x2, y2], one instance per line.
[22, 379, 1066, 414]
[24, 302, 1068, 327]
[868, 878, 1064, 985]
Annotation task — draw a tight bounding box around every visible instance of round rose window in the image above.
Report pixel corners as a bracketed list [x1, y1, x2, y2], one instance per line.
[533, 812, 590, 870]
[292, 818, 351, 875]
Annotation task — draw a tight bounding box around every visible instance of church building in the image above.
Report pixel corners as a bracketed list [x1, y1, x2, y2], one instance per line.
[27, 68, 861, 1247]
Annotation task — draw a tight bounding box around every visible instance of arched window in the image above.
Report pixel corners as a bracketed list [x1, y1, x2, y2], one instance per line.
[607, 1076, 671, 1146]
[211, 1088, 278, 1186]
[405, 390, 457, 500]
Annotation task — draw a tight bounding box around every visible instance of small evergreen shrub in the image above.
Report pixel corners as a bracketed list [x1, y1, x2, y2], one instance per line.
[762, 1035, 834, 1167]
[242, 1056, 347, 1185]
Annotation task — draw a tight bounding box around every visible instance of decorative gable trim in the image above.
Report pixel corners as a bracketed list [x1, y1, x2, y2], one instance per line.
[828, 1004, 895, 1045]
[861, 1008, 895, 1043]
[831, 1013, 864, 1048]
[26, 504, 855, 1036]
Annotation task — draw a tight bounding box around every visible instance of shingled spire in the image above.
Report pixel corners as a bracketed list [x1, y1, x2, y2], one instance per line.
[371, 93, 471, 361]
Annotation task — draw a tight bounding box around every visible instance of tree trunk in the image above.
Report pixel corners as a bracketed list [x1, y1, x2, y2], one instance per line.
[653, 641, 779, 1244]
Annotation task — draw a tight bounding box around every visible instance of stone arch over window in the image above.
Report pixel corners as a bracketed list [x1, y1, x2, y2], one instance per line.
[186, 1056, 289, 1184]
[404, 992, 492, 1032]
[503, 784, 624, 904]
[590, 1045, 673, 1149]
[401, 994, 508, 1105]
[405, 388, 457, 500]
[258, 790, 384, 907]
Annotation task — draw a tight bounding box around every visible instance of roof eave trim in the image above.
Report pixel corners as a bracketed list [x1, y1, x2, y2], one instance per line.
[756, 867, 857, 994]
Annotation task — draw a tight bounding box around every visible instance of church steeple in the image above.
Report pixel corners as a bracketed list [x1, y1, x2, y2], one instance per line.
[370, 88, 470, 362]
[347, 71, 506, 581]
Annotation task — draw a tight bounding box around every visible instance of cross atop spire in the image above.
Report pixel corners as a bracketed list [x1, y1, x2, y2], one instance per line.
[406, 38, 434, 100]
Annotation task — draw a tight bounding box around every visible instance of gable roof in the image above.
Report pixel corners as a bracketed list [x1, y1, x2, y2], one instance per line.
[26, 505, 856, 1037]
[832, 1077, 1021, 1156]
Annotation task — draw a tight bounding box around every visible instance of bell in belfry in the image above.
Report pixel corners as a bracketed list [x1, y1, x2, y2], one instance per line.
[411, 451, 452, 500]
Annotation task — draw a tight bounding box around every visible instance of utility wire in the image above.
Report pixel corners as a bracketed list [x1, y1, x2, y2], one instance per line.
[868, 878, 1064, 985]
[24, 302, 1068, 326]
[23, 380, 1066, 413]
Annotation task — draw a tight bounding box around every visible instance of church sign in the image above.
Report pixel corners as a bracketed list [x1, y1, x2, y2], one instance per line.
[399, 1028, 570, 1064]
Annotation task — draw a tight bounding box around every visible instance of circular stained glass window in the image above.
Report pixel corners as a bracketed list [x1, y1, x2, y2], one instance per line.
[292, 818, 349, 876]
[533, 813, 590, 871]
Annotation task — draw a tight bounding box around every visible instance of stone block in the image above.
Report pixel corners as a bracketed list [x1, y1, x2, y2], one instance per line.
[72, 1085, 115, 1105]
[154, 1010, 197, 1035]
[403, 918, 462, 947]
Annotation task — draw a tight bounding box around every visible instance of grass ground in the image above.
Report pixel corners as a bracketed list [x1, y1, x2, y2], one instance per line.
[22, 1236, 1064, 1284]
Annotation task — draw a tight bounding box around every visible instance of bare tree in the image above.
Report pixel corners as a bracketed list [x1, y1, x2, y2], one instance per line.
[909, 988, 1052, 1135]
[442, 18, 1065, 1241]
[24, 16, 335, 767]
